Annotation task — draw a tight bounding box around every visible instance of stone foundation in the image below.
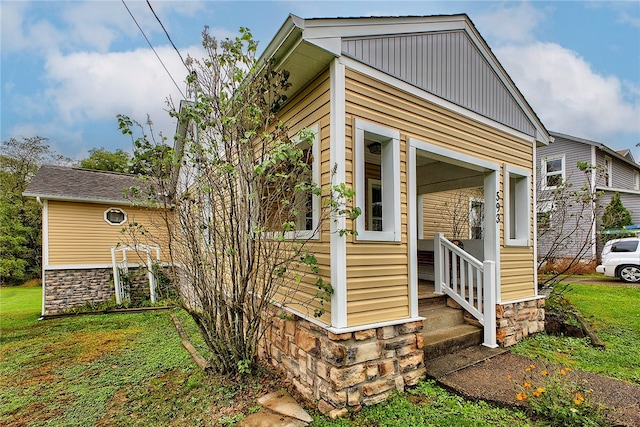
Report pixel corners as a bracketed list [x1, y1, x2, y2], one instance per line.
[496, 298, 545, 347]
[260, 313, 426, 414]
[43, 267, 151, 315]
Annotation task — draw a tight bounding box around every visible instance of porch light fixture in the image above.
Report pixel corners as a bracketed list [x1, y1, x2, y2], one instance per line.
[367, 141, 382, 155]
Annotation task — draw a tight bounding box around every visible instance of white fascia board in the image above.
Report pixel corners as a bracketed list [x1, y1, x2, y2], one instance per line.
[300, 15, 468, 39]
[303, 36, 341, 56]
[342, 57, 537, 146]
[257, 14, 304, 66]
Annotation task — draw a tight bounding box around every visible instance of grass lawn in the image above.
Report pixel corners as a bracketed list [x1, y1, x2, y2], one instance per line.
[1, 286, 536, 426]
[512, 282, 640, 384]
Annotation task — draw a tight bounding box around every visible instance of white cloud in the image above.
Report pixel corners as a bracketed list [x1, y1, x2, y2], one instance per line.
[0, 1, 207, 55]
[496, 42, 640, 148]
[38, 43, 205, 152]
[474, 2, 547, 45]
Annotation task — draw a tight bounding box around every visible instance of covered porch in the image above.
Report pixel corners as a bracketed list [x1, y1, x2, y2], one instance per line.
[409, 138, 500, 350]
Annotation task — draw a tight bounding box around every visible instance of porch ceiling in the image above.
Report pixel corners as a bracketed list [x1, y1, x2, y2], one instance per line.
[416, 152, 486, 194]
[416, 162, 484, 194]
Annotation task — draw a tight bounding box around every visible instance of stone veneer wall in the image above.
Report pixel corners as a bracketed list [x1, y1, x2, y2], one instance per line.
[43, 267, 150, 315]
[260, 313, 426, 416]
[496, 298, 545, 347]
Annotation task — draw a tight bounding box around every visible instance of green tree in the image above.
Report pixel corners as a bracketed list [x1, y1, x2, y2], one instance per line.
[118, 27, 357, 374]
[78, 147, 131, 173]
[0, 137, 70, 285]
[601, 192, 633, 241]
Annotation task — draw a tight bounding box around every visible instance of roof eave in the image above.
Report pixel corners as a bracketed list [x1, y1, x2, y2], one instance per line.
[22, 192, 137, 206]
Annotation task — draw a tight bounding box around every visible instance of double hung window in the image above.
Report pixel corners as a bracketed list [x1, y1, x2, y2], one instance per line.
[354, 119, 400, 242]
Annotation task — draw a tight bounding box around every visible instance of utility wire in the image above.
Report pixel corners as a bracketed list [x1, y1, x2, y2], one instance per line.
[146, 0, 188, 70]
[121, 0, 186, 99]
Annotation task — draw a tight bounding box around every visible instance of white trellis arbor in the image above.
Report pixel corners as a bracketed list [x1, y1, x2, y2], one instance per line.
[110, 245, 161, 305]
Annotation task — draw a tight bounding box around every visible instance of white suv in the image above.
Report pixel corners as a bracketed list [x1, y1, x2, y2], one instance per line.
[596, 237, 640, 283]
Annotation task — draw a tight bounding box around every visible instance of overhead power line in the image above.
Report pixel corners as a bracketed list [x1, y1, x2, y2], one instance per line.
[121, 0, 186, 99]
[146, 0, 188, 70]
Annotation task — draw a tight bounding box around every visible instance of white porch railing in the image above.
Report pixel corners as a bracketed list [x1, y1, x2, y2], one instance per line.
[433, 232, 497, 347]
[111, 245, 161, 305]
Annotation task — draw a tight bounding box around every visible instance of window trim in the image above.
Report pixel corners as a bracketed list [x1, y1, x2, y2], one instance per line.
[283, 124, 320, 241]
[604, 155, 612, 187]
[468, 197, 484, 240]
[504, 165, 530, 247]
[542, 155, 564, 189]
[634, 170, 640, 191]
[354, 118, 401, 242]
[104, 207, 127, 226]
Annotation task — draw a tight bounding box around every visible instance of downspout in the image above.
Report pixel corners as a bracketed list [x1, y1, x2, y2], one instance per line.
[37, 197, 46, 319]
[591, 146, 597, 259]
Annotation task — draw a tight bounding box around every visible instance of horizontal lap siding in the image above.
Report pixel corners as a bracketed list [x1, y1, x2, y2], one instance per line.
[274, 70, 333, 324]
[345, 69, 536, 319]
[47, 201, 169, 266]
[422, 189, 484, 239]
[500, 248, 535, 300]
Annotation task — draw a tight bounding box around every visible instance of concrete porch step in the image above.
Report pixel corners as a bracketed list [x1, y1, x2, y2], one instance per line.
[423, 323, 483, 360]
[420, 305, 465, 333]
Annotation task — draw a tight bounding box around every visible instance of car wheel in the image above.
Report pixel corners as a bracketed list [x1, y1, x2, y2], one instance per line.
[618, 265, 640, 283]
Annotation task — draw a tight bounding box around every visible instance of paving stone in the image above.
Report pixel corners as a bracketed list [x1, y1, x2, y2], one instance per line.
[257, 389, 313, 423]
[238, 409, 307, 427]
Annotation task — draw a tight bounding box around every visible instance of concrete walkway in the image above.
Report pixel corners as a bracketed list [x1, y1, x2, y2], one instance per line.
[426, 347, 640, 427]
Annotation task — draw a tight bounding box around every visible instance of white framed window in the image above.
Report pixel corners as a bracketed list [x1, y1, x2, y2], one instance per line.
[504, 165, 530, 246]
[542, 156, 564, 189]
[604, 155, 612, 187]
[468, 198, 484, 239]
[354, 119, 400, 242]
[104, 207, 127, 225]
[634, 170, 640, 191]
[286, 124, 320, 240]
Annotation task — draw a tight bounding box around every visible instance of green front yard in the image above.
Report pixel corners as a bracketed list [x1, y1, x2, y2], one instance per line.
[512, 283, 640, 384]
[1, 281, 637, 425]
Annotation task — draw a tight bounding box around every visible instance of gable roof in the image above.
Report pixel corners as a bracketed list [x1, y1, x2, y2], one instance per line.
[549, 131, 640, 171]
[23, 165, 147, 205]
[259, 13, 551, 145]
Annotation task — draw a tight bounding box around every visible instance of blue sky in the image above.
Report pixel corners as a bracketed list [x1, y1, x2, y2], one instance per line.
[1, 1, 639, 160]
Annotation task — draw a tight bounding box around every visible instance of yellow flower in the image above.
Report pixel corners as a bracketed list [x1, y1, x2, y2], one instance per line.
[537, 387, 545, 393]
[533, 391, 540, 397]
[530, 364, 536, 369]
[565, 367, 572, 372]
[516, 393, 527, 401]
[506, 374, 512, 380]
[523, 381, 532, 388]
[574, 398, 583, 405]
[560, 369, 566, 375]
[541, 370, 548, 376]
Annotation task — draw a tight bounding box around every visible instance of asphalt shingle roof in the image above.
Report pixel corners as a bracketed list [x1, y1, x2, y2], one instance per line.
[23, 165, 148, 204]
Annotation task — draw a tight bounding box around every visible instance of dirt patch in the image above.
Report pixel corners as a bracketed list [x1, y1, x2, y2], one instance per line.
[544, 312, 586, 337]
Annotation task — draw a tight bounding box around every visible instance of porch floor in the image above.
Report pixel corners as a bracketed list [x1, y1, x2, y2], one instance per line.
[418, 280, 437, 299]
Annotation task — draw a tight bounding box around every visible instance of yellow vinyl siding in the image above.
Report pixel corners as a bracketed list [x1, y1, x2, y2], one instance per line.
[47, 200, 169, 266]
[344, 68, 536, 325]
[267, 70, 333, 323]
[421, 189, 484, 239]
